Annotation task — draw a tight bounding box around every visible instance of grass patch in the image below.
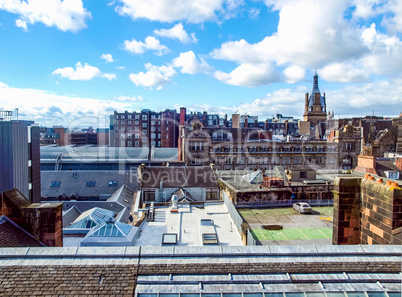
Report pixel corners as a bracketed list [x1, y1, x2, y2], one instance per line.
[251, 227, 332, 241]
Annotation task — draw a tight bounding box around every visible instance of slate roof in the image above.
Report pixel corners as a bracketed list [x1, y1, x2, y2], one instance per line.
[0, 216, 45, 247]
[62, 185, 136, 225]
[41, 145, 149, 161]
[41, 170, 139, 198]
[0, 245, 400, 296]
[1, 188, 30, 208]
[141, 166, 219, 188]
[376, 159, 401, 178]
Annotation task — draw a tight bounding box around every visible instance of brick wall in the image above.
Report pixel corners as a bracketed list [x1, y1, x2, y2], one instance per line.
[333, 176, 402, 245]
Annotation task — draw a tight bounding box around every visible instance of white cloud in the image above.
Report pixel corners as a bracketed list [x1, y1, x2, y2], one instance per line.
[175, 79, 402, 120]
[320, 63, 369, 83]
[283, 65, 305, 84]
[210, 0, 375, 86]
[114, 0, 243, 23]
[0, 82, 134, 127]
[15, 19, 27, 30]
[172, 51, 213, 74]
[214, 63, 280, 87]
[154, 23, 197, 44]
[52, 62, 116, 81]
[123, 36, 169, 55]
[101, 53, 114, 63]
[129, 63, 176, 89]
[248, 8, 260, 19]
[0, 0, 91, 32]
[115, 95, 144, 102]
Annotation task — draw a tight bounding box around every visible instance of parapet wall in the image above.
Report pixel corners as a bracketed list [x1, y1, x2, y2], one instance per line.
[333, 175, 402, 245]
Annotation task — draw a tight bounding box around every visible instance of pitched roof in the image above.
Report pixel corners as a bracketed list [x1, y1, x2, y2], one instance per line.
[0, 216, 45, 247]
[1, 188, 30, 209]
[41, 170, 139, 198]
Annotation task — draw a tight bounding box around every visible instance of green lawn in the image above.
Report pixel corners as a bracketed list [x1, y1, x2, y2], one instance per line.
[251, 227, 332, 241]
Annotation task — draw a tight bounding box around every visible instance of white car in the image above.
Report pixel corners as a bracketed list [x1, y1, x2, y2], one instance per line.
[293, 202, 312, 214]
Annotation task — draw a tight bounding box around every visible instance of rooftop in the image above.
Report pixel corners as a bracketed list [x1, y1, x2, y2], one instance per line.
[0, 245, 400, 296]
[134, 203, 243, 246]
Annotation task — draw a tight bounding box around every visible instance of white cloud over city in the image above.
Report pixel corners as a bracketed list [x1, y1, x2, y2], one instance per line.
[52, 62, 116, 81]
[114, 0, 243, 23]
[0, 0, 91, 32]
[123, 36, 169, 55]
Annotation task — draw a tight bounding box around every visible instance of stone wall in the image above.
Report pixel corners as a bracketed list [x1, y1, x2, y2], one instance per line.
[333, 176, 402, 245]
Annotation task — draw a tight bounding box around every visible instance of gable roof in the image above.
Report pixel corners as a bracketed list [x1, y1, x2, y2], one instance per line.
[0, 215, 45, 247]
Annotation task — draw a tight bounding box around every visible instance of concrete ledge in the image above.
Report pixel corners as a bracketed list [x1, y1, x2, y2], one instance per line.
[269, 245, 318, 256]
[140, 246, 174, 257]
[27, 247, 78, 257]
[0, 247, 29, 257]
[173, 246, 222, 257]
[76, 246, 126, 257]
[315, 245, 365, 255]
[0, 245, 400, 259]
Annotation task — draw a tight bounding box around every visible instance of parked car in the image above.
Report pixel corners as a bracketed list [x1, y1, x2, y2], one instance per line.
[293, 202, 312, 214]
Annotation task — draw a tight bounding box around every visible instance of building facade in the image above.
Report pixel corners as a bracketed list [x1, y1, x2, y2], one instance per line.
[112, 109, 179, 148]
[0, 119, 41, 203]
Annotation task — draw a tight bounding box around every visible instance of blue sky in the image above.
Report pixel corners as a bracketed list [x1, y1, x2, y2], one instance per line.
[0, 0, 401, 127]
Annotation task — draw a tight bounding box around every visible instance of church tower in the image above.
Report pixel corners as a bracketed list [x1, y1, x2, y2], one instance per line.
[299, 71, 328, 139]
[303, 70, 327, 122]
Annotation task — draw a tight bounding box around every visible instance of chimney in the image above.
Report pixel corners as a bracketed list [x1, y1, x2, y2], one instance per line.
[180, 107, 186, 125]
[305, 93, 309, 113]
[232, 114, 240, 128]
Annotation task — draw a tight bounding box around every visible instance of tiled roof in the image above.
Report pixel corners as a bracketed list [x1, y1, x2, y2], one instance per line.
[0, 216, 45, 248]
[0, 245, 400, 296]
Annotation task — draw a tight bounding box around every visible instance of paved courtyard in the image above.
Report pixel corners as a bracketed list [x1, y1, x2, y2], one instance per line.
[239, 206, 334, 245]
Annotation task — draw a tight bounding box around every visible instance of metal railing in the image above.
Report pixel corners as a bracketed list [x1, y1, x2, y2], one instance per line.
[235, 199, 333, 208]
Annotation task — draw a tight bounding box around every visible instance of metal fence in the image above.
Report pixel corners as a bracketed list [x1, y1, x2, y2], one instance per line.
[247, 229, 257, 246]
[235, 199, 333, 208]
[222, 191, 243, 234]
[222, 191, 258, 246]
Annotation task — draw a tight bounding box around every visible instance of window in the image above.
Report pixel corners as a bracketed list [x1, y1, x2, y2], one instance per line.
[283, 157, 291, 165]
[202, 233, 218, 245]
[162, 233, 177, 245]
[50, 181, 61, 187]
[135, 133, 139, 139]
[108, 181, 118, 186]
[142, 114, 147, 120]
[120, 140, 125, 146]
[345, 142, 355, 151]
[300, 171, 307, 178]
[151, 133, 156, 139]
[271, 156, 279, 165]
[142, 122, 147, 128]
[135, 114, 140, 119]
[86, 181, 96, 187]
[206, 191, 217, 200]
[190, 141, 204, 151]
[135, 141, 139, 147]
[128, 120, 131, 125]
[191, 156, 202, 165]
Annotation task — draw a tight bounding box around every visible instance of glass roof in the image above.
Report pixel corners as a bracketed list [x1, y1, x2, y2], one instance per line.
[69, 207, 116, 229]
[89, 221, 133, 237]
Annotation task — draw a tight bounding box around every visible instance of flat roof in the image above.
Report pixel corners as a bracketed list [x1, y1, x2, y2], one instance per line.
[134, 203, 243, 246]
